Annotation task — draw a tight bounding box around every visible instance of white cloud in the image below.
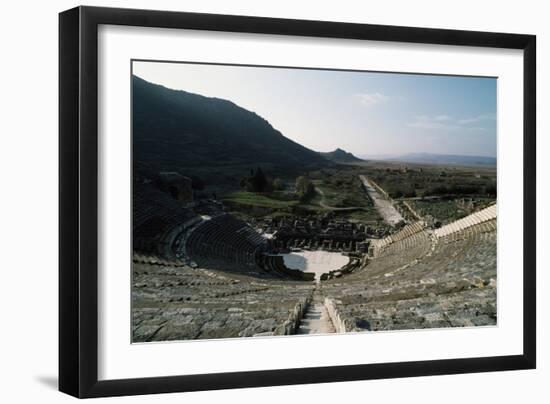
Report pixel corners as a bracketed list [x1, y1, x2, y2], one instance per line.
[408, 115, 458, 130]
[408, 113, 495, 131]
[354, 92, 389, 107]
[457, 113, 496, 125]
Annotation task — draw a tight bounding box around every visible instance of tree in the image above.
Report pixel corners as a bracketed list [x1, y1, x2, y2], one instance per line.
[295, 176, 309, 195]
[245, 167, 271, 192]
[295, 176, 316, 202]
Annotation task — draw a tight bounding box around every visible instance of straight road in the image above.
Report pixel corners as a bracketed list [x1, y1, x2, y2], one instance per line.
[359, 175, 404, 226]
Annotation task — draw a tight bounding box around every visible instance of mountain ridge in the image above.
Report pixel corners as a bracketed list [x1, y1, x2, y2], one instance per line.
[320, 148, 363, 163]
[132, 75, 331, 179]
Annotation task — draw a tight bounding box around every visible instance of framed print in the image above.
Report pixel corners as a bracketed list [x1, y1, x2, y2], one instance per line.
[59, 6, 536, 398]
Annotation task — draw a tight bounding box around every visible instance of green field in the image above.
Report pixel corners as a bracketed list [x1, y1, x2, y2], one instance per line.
[222, 173, 381, 223]
[223, 191, 299, 209]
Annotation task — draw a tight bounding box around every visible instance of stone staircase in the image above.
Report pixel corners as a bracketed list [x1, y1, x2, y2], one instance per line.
[296, 289, 336, 335]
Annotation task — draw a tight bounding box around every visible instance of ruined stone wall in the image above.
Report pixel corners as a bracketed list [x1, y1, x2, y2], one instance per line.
[368, 178, 391, 200]
[274, 295, 313, 335]
[324, 298, 349, 333]
[402, 200, 423, 220]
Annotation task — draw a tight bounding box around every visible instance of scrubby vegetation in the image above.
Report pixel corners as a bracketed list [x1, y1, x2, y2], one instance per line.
[365, 165, 496, 199]
[356, 161, 496, 225]
[407, 198, 495, 226]
[295, 176, 316, 202]
[221, 160, 497, 227]
[310, 169, 373, 208]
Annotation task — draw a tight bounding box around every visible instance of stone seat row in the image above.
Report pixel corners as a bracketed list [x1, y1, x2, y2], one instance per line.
[133, 184, 199, 257]
[434, 204, 496, 238]
[185, 214, 267, 267]
[369, 221, 427, 257]
[342, 226, 496, 291]
[321, 220, 497, 332]
[336, 287, 496, 331]
[132, 262, 314, 341]
[377, 230, 431, 258]
[441, 219, 496, 243]
[132, 253, 185, 267]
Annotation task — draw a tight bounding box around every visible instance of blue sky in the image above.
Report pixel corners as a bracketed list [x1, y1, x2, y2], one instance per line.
[133, 61, 497, 158]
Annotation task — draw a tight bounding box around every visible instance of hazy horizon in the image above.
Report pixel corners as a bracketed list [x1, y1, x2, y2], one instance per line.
[133, 61, 497, 158]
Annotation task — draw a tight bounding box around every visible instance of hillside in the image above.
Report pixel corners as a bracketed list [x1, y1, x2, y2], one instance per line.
[132, 76, 330, 180]
[320, 148, 363, 163]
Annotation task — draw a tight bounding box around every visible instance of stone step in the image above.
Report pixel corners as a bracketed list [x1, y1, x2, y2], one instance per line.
[296, 299, 336, 335]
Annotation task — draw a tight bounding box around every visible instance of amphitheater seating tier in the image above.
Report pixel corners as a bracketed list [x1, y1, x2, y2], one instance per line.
[185, 214, 268, 270]
[132, 262, 314, 341]
[322, 219, 497, 331]
[132, 191, 497, 338]
[133, 184, 198, 257]
[434, 204, 497, 238]
[369, 221, 428, 257]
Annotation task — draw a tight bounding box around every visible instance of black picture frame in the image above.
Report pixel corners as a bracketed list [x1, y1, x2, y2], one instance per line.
[59, 5, 536, 398]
